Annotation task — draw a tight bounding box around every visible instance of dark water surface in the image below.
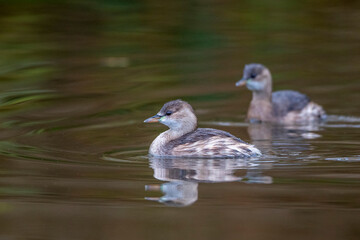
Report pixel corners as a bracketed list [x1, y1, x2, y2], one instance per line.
[1, 1, 360, 239]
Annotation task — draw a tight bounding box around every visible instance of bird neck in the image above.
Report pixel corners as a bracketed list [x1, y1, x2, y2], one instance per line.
[167, 119, 197, 140]
[247, 69, 273, 122]
[149, 124, 196, 156]
[248, 89, 273, 122]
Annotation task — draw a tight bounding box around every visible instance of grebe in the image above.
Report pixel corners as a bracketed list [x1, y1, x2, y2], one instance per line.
[144, 100, 261, 158]
[236, 63, 326, 124]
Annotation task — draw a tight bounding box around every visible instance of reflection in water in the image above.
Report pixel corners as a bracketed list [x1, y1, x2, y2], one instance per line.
[247, 122, 322, 154]
[145, 156, 272, 207]
[204, 121, 323, 155]
[246, 122, 333, 164]
[145, 181, 198, 207]
[247, 122, 322, 141]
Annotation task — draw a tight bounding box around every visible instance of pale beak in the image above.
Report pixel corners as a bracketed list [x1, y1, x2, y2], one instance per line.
[145, 184, 161, 191]
[235, 78, 247, 87]
[144, 114, 161, 123]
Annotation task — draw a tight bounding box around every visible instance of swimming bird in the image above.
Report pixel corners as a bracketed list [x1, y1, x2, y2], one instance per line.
[236, 63, 326, 124]
[144, 100, 261, 158]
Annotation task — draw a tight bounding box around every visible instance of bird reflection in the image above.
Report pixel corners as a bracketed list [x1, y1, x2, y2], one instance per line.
[145, 156, 272, 207]
[145, 181, 198, 207]
[247, 122, 322, 154]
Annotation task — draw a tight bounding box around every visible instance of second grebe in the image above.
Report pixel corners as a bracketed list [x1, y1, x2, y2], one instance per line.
[236, 63, 326, 124]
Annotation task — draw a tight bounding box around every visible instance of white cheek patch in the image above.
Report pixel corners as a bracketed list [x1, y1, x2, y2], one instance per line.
[161, 117, 181, 129]
[247, 80, 264, 91]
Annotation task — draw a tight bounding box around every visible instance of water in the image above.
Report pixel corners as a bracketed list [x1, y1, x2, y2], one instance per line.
[1, 1, 360, 239]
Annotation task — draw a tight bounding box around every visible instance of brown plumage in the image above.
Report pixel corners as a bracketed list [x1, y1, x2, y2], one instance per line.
[144, 100, 261, 158]
[236, 63, 327, 124]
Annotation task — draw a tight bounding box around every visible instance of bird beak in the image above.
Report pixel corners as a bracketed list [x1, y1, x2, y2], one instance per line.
[145, 184, 161, 191]
[144, 114, 162, 123]
[235, 78, 247, 87]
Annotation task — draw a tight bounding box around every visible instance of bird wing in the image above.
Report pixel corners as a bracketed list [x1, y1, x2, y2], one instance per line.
[166, 128, 260, 158]
[272, 90, 310, 117]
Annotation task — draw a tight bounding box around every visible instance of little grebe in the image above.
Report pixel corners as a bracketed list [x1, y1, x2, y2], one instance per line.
[236, 63, 326, 124]
[144, 100, 261, 158]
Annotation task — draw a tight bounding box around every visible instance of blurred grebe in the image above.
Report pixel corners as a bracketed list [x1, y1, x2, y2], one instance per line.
[236, 63, 326, 124]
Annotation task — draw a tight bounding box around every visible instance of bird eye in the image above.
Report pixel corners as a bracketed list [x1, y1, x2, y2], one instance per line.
[250, 73, 256, 79]
[165, 111, 172, 116]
